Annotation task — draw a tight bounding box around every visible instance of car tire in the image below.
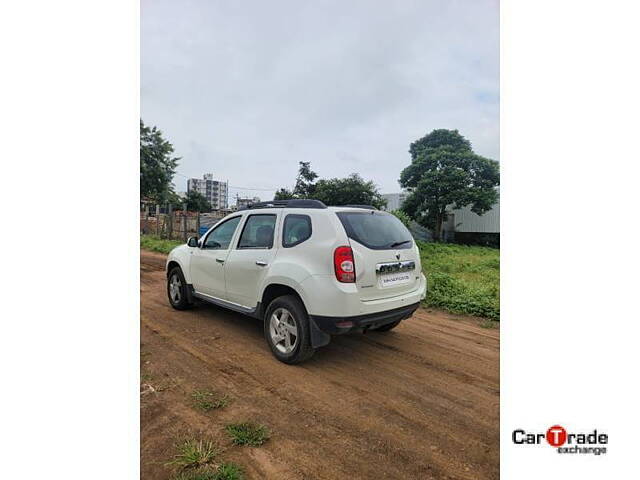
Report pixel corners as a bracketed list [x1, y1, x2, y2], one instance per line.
[264, 295, 315, 364]
[167, 266, 193, 310]
[372, 319, 402, 332]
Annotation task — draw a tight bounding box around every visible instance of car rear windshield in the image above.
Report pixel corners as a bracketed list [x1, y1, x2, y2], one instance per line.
[336, 211, 413, 250]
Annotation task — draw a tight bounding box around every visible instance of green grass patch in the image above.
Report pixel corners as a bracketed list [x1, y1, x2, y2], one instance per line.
[225, 422, 270, 447]
[171, 463, 243, 480]
[480, 319, 499, 329]
[214, 463, 244, 480]
[191, 390, 230, 412]
[172, 468, 218, 480]
[141, 234, 183, 254]
[167, 439, 219, 469]
[417, 241, 499, 320]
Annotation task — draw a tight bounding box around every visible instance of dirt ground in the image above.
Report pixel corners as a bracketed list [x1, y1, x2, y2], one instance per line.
[140, 250, 499, 480]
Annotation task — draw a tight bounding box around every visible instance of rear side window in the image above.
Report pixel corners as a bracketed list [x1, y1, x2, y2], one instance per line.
[282, 214, 312, 247]
[238, 214, 276, 249]
[336, 212, 413, 250]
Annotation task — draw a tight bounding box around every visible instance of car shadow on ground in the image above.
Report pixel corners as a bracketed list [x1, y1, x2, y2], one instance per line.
[189, 299, 404, 368]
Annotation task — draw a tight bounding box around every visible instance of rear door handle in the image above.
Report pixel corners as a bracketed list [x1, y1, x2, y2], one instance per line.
[255, 260, 267, 266]
[216, 258, 225, 264]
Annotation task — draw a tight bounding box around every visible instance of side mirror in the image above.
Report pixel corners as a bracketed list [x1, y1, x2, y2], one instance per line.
[187, 236, 199, 248]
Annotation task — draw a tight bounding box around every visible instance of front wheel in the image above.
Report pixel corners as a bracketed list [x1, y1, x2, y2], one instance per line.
[167, 267, 193, 310]
[264, 295, 315, 364]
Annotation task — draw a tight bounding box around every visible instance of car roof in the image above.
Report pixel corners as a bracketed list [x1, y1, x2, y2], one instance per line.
[236, 199, 384, 214]
[236, 206, 385, 214]
[327, 206, 384, 213]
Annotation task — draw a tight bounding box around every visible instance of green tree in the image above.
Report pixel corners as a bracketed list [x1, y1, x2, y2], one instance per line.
[313, 173, 386, 209]
[140, 119, 180, 203]
[409, 128, 471, 160]
[292, 161, 318, 197]
[185, 190, 211, 212]
[400, 129, 499, 241]
[274, 161, 317, 200]
[167, 190, 185, 209]
[274, 162, 385, 208]
[274, 188, 295, 200]
[390, 209, 411, 228]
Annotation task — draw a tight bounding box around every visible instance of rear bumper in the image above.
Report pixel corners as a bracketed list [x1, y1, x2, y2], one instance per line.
[309, 302, 420, 335]
[299, 273, 427, 318]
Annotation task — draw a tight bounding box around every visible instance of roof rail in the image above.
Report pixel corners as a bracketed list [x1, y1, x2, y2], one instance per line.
[341, 204, 379, 210]
[241, 199, 327, 210]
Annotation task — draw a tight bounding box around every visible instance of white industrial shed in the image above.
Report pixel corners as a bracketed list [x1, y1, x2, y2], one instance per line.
[443, 201, 499, 246]
[382, 191, 499, 246]
[447, 202, 500, 233]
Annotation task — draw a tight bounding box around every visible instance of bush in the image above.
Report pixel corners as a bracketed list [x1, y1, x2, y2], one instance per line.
[416, 241, 499, 320]
[390, 209, 411, 228]
[140, 234, 183, 254]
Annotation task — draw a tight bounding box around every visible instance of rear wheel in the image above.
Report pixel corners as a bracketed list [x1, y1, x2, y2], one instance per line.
[167, 267, 193, 310]
[264, 295, 315, 364]
[372, 319, 402, 332]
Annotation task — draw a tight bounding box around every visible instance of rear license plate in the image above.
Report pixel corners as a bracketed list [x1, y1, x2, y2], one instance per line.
[379, 272, 412, 288]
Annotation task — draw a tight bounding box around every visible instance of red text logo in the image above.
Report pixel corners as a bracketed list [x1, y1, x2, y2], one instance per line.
[546, 425, 567, 447]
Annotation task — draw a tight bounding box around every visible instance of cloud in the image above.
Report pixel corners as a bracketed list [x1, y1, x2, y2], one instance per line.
[142, 0, 499, 200]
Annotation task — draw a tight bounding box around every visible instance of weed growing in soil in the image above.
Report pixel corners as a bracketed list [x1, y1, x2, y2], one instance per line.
[171, 463, 243, 480]
[225, 422, 270, 446]
[172, 469, 217, 480]
[215, 463, 244, 480]
[480, 319, 499, 329]
[168, 439, 219, 469]
[191, 390, 230, 412]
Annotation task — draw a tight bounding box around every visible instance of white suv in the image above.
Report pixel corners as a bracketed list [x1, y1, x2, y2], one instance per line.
[166, 199, 427, 364]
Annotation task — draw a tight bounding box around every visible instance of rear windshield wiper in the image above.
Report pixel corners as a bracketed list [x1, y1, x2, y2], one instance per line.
[389, 240, 412, 248]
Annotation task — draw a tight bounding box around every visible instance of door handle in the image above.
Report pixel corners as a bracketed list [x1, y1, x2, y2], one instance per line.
[255, 260, 267, 266]
[216, 258, 225, 264]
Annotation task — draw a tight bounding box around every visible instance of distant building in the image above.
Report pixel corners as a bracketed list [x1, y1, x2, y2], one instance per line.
[381, 192, 408, 211]
[443, 201, 500, 246]
[383, 191, 499, 246]
[187, 173, 228, 211]
[234, 196, 261, 210]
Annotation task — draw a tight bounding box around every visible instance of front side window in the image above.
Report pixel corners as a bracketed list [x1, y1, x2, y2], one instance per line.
[336, 211, 413, 250]
[238, 214, 276, 249]
[282, 214, 312, 247]
[203, 216, 241, 249]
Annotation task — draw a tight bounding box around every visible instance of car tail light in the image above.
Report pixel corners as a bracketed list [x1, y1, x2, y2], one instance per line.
[334, 246, 355, 283]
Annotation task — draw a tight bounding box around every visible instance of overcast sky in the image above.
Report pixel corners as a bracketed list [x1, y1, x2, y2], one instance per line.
[141, 0, 499, 202]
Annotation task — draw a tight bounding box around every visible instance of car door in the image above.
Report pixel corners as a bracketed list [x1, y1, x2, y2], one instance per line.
[224, 212, 280, 308]
[190, 215, 243, 298]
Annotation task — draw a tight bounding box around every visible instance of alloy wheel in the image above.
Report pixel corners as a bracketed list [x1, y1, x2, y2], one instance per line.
[269, 307, 298, 354]
[169, 274, 182, 304]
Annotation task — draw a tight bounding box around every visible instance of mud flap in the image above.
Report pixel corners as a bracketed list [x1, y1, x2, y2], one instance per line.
[308, 316, 331, 348]
[186, 284, 195, 304]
